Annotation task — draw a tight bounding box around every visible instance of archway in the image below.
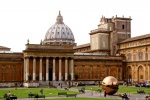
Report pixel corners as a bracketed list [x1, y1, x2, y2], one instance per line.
[127, 66, 132, 84]
[137, 66, 144, 82]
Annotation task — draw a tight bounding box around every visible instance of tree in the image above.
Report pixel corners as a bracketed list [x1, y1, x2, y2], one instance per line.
[68, 74, 71, 81]
[28, 74, 32, 81]
[74, 74, 79, 81]
[35, 75, 39, 81]
[67, 74, 71, 88]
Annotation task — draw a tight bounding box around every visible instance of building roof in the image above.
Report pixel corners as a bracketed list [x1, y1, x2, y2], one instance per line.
[119, 33, 150, 44]
[73, 43, 90, 49]
[0, 46, 10, 51]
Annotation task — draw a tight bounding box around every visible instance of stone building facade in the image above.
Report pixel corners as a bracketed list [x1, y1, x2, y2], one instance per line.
[119, 34, 150, 82]
[0, 12, 149, 87]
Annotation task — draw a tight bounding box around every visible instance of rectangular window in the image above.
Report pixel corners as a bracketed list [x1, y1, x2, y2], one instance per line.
[122, 25, 125, 29]
[140, 75, 143, 79]
[103, 42, 105, 47]
[129, 75, 132, 78]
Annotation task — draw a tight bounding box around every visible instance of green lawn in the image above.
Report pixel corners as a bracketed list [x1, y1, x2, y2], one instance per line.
[0, 88, 78, 99]
[117, 86, 150, 94]
[1, 85, 150, 99]
[76, 85, 150, 94]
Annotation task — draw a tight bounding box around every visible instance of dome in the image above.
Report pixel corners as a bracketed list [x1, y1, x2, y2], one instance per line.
[43, 11, 75, 45]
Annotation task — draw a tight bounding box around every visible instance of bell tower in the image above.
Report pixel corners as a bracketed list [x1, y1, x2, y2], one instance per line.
[110, 15, 132, 55]
[115, 15, 132, 42]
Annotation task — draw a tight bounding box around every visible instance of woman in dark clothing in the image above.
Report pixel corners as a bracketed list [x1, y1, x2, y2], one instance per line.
[104, 90, 107, 97]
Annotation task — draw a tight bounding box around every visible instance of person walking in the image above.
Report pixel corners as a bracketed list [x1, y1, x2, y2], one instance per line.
[40, 88, 43, 95]
[104, 90, 107, 97]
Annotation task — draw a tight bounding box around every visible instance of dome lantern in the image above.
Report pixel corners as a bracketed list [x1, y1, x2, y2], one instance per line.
[56, 11, 64, 24]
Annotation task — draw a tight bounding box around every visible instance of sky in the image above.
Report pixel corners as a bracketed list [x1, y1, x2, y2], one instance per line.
[0, 0, 150, 52]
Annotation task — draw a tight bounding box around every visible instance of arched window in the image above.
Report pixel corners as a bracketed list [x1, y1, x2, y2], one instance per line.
[139, 66, 143, 71]
[133, 54, 136, 61]
[138, 52, 143, 60]
[145, 53, 148, 60]
[127, 53, 132, 61]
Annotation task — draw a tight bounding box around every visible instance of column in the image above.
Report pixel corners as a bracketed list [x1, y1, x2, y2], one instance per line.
[120, 66, 122, 80]
[90, 65, 92, 79]
[148, 66, 150, 81]
[144, 66, 146, 80]
[24, 58, 26, 81]
[65, 57, 68, 81]
[116, 66, 119, 79]
[12, 65, 15, 81]
[108, 66, 110, 76]
[132, 67, 134, 81]
[21, 65, 23, 81]
[105, 64, 107, 77]
[26, 57, 29, 81]
[53, 57, 56, 81]
[46, 57, 49, 81]
[33, 57, 36, 81]
[82, 65, 84, 79]
[39, 57, 43, 81]
[97, 65, 100, 79]
[137, 67, 138, 81]
[59, 57, 62, 81]
[71, 58, 74, 80]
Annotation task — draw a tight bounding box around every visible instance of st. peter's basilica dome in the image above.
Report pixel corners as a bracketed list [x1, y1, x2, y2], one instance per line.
[43, 11, 75, 45]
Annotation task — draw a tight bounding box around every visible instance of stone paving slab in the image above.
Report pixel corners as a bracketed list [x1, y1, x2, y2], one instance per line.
[17, 91, 148, 100]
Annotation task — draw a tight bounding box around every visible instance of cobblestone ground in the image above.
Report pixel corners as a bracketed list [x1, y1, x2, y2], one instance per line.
[17, 88, 148, 100]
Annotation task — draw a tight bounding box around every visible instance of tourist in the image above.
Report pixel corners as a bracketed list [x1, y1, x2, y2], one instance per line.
[40, 88, 43, 95]
[7, 91, 11, 96]
[29, 92, 32, 95]
[104, 90, 107, 97]
[123, 93, 127, 98]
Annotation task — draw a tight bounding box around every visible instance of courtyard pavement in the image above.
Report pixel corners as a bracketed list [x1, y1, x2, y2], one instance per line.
[17, 87, 148, 100]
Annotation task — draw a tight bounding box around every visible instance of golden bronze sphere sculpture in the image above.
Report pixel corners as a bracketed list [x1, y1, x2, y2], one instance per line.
[102, 76, 119, 95]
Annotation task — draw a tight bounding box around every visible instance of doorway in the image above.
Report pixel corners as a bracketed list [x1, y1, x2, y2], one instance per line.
[49, 68, 52, 81]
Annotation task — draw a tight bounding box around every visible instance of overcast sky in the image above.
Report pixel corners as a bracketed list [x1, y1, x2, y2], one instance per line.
[0, 0, 150, 52]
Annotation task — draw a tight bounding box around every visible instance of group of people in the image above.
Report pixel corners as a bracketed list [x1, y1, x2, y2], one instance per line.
[137, 88, 145, 93]
[4, 91, 11, 98]
[118, 93, 130, 100]
[29, 88, 43, 96]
